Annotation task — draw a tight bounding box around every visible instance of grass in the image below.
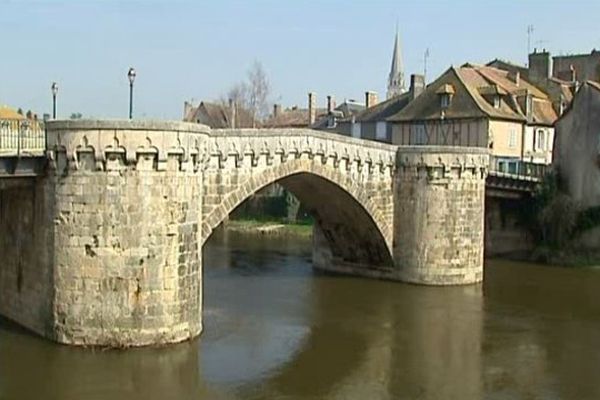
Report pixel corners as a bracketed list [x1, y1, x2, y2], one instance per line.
[226, 217, 313, 237]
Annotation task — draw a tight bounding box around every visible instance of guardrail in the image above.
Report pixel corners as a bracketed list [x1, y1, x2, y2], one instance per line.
[0, 119, 46, 155]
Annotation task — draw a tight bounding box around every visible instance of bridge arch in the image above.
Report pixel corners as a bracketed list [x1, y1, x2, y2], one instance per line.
[202, 157, 394, 269]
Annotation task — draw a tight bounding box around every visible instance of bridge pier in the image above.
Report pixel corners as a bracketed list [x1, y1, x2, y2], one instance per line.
[394, 148, 488, 285]
[0, 120, 488, 347]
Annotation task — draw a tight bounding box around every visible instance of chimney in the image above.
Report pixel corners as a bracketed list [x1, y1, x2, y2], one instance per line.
[409, 74, 425, 101]
[528, 49, 551, 83]
[327, 95, 335, 114]
[228, 98, 236, 129]
[273, 104, 281, 118]
[509, 71, 520, 86]
[365, 91, 378, 108]
[308, 92, 316, 125]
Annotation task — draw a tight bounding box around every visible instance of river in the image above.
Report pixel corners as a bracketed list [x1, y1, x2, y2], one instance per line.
[1, 230, 600, 399]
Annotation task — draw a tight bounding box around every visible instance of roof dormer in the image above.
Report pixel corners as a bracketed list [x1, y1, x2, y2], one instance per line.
[436, 84, 455, 109]
[479, 84, 507, 109]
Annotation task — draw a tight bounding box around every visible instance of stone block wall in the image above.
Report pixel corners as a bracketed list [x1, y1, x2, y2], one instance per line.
[43, 120, 208, 346]
[394, 147, 489, 285]
[0, 182, 54, 337]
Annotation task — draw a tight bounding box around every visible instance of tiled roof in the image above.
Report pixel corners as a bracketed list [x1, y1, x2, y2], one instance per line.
[531, 98, 558, 126]
[486, 59, 529, 77]
[388, 67, 489, 122]
[0, 106, 25, 120]
[348, 92, 411, 123]
[263, 108, 327, 128]
[185, 102, 256, 128]
[389, 64, 557, 125]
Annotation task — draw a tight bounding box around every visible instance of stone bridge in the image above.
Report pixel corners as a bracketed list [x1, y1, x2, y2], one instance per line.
[0, 120, 488, 346]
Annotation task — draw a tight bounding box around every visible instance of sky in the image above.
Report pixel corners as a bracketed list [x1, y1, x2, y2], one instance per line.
[1, 0, 599, 120]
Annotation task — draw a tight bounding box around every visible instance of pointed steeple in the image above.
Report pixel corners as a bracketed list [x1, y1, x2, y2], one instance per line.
[387, 27, 406, 99]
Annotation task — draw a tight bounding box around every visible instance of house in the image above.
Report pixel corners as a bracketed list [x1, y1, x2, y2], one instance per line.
[311, 96, 365, 132]
[263, 92, 328, 129]
[554, 81, 600, 208]
[552, 49, 600, 83]
[0, 105, 26, 120]
[334, 74, 425, 143]
[183, 100, 257, 128]
[488, 51, 578, 117]
[388, 64, 558, 171]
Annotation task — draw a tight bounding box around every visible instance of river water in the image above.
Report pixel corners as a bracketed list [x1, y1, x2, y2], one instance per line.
[1, 231, 600, 400]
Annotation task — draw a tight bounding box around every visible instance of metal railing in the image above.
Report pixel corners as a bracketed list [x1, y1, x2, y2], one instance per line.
[490, 157, 550, 180]
[0, 119, 46, 155]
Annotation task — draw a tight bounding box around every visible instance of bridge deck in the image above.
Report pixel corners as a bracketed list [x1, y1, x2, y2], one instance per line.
[0, 119, 548, 196]
[0, 120, 46, 179]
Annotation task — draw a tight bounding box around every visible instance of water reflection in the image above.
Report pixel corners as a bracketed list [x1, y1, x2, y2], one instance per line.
[0, 232, 599, 399]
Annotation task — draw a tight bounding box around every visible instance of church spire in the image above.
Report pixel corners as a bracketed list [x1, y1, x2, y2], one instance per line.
[387, 27, 406, 99]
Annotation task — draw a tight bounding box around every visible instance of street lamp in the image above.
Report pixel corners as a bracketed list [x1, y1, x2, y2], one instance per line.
[127, 67, 136, 119]
[51, 82, 58, 119]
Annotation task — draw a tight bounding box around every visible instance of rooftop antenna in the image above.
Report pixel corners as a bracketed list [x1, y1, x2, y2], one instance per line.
[424, 48, 430, 82]
[535, 39, 548, 50]
[527, 24, 534, 58]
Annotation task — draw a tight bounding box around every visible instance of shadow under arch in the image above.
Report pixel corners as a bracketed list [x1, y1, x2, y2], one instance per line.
[202, 163, 393, 269]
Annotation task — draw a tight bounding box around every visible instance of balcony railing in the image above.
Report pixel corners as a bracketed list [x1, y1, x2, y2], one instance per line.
[490, 157, 549, 181]
[0, 119, 46, 156]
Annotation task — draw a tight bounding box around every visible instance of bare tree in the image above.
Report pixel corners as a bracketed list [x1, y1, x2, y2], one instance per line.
[246, 61, 270, 124]
[226, 82, 248, 107]
[224, 61, 271, 127]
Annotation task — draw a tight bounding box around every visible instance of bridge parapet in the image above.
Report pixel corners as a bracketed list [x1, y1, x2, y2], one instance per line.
[45, 120, 210, 173]
[207, 129, 396, 174]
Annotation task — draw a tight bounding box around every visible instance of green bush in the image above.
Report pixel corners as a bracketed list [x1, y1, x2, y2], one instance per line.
[522, 171, 600, 250]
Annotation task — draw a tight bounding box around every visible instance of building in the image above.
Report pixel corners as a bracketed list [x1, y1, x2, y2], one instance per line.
[263, 105, 321, 129]
[387, 29, 406, 99]
[553, 49, 600, 83]
[334, 74, 425, 143]
[488, 54, 574, 117]
[183, 100, 256, 128]
[263, 92, 363, 130]
[554, 81, 600, 208]
[0, 105, 26, 121]
[388, 64, 558, 170]
[310, 95, 365, 132]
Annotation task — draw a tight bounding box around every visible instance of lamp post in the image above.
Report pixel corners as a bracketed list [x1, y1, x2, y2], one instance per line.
[127, 67, 136, 119]
[51, 82, 58, 119]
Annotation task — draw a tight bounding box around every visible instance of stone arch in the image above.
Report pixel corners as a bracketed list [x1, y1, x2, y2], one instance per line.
[202, 159, 394, 268]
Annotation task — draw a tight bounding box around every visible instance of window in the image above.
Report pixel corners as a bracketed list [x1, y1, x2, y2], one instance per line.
[414, 124, 427, 144]
[537, 129, 546, 151]
[440, 94, 450, 109]
[493, 95, 501, 109]
[509, 128, 517, 148]
[376, 122, 387, 141]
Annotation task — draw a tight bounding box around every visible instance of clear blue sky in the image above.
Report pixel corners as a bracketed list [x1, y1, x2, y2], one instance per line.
[1, 0, 599, 119]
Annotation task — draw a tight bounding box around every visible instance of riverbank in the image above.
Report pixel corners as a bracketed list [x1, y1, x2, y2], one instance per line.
[529, 247, 600, 268]
[225, 219, 313, 238]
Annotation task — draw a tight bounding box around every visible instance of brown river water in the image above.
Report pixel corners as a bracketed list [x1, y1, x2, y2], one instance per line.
[1, 230, 600, 400]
